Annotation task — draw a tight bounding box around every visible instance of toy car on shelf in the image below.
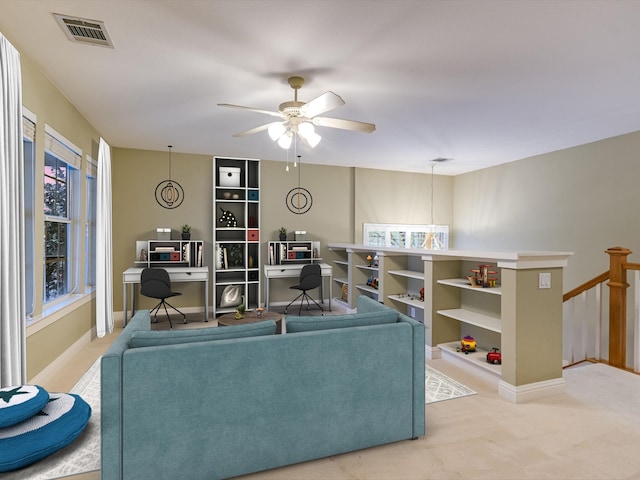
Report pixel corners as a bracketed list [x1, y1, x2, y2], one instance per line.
[486, 348, 502, 364]
[456, 335, 476, 354]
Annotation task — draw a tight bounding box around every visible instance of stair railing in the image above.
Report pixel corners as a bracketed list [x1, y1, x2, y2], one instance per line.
[563, 247, 640, 372]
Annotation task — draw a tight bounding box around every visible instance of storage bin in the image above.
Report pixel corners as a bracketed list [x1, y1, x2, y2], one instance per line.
[248, 189, 259, 201]
[219, 167, 241, 187]
[156, 228, 171, 240]
[294, 231, 307, 241]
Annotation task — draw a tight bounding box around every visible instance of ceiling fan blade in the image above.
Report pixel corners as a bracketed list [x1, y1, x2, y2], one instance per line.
[218, 103, 284, 118]
[299, 92, 345, 118]
[233, 122, 282, 138]
[312, 116, 376, 133]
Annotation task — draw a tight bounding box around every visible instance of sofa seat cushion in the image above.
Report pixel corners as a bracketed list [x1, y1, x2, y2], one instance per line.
[129, 319, 277, 348]
[0, 392, 91, 472]
[286, 310, 398, 333]
[0, 385, 49, 428]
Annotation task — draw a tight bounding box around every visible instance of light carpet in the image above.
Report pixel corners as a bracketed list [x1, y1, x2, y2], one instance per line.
[5, 359, 101, 479]
[425, 364, 477, 404]
[2, 357, 472, 478]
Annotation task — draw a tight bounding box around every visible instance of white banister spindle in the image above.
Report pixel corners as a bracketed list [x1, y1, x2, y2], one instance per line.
[596, 283, 603, 361]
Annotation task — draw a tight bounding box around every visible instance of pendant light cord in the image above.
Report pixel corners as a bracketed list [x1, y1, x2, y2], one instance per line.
[430, 163, 435, 224]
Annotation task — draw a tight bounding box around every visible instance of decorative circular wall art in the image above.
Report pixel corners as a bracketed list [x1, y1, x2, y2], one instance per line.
[286, 187, 313, 214]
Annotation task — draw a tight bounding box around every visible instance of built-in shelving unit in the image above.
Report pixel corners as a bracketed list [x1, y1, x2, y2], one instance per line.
[329, 247, 350, 309]
[327, 242, 573, 403]
[135, 240, 204, 268]
[267, 241, 321, 265]
[213, 157, 260, 316]
[437, 277, 502, 295]
[354, 254, 380, 302]
[385, 254, 426, 323]
[438, 341, 502, 376]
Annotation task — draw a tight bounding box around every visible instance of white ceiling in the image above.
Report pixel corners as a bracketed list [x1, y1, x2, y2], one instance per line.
[1, 0, 640, 176]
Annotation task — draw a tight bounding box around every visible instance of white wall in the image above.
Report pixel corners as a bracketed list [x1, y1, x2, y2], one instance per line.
[452, 130, 640, 291]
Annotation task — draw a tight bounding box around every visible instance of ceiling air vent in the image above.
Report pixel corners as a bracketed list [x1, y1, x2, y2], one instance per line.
[53, 14, 114, 48]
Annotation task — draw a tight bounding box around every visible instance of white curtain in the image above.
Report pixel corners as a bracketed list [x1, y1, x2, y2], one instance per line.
[0, 34, 26, 387]
[96, 137, 113, 337]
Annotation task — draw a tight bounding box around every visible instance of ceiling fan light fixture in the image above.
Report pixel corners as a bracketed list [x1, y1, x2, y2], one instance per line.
[277, 131, 293, 149]
[268, 123, 287, 141]
[297, 122, 314, 136]
[297, 122, 321, 148]
[305, 131, 321, 148]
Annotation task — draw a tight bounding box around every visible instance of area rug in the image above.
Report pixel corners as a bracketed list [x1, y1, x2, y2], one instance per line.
[425, 365, 477, 404]
[6, 359, 101, 479]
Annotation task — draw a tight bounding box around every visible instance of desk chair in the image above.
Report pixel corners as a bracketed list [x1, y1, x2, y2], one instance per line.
[284, 263, 324, 315]
[140, 268, 187, 328]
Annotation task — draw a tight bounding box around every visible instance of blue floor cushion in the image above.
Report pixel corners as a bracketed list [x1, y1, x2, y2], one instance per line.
[0, 392, 91, 472]
[0, 385, 49, 428]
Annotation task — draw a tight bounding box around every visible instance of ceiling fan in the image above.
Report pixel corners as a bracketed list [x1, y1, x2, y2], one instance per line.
[218, 76, 376, 149]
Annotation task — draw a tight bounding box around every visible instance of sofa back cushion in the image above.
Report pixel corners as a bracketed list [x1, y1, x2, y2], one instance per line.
[286, 310, 398, 333]
[129, 320, 276, 348]
[356, 295, 392, 313]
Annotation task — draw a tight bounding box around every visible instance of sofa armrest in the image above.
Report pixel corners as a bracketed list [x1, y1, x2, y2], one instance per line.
[101, 310, 150, 480]
[397, 312, 426, 437]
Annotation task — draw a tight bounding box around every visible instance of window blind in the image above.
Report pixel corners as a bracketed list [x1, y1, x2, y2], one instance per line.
[86, 155, 97, 178]
[44, 124, 82, 169]
[22, 116, 35, 142]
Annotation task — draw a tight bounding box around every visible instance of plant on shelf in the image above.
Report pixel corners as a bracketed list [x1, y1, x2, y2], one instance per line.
[279, 227, 287, 241]
[181, 224, 191, 240]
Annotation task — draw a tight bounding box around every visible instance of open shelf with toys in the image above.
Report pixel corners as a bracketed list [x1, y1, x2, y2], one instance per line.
[328, 243, 572, 402]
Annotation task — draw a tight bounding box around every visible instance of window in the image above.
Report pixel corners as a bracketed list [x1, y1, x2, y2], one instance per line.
[363, 224, 449, 250]
[43, 126, 82, 303]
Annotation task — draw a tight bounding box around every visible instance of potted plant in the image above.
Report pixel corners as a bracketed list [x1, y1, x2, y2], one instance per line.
[181, 224, 191, 240]
[279, 227, 287, 241]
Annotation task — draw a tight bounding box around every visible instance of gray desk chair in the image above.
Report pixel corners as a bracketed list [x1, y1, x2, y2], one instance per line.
[284, 263, 324, 315]
[140, 267, 186, 328]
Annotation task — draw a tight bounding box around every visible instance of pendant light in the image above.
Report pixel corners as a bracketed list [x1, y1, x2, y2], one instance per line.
[155, 145, 184, 209]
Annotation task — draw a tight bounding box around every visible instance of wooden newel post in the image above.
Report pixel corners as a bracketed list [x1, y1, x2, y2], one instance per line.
[606, 247, 632, 368]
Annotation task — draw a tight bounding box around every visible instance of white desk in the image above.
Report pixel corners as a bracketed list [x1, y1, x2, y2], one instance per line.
[122, 266, 209, 326]
[264, 263, 332, 311]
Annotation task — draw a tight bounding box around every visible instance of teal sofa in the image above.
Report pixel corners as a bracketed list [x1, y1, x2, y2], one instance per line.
[101, 295, 425, 480]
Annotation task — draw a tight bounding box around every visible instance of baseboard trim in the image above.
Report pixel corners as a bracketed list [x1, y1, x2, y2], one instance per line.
[117, 306, 208, 326]
[498, 377, 566, 403]
[28, 328, 94, 384]
[425, 344, 441, 360]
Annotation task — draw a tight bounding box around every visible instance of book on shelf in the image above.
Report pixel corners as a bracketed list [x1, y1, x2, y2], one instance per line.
[222, 246, 228, 269]
[215, 244, 222, 269]
[154, 246, 176, 252]
[197, 244, 203, 267]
